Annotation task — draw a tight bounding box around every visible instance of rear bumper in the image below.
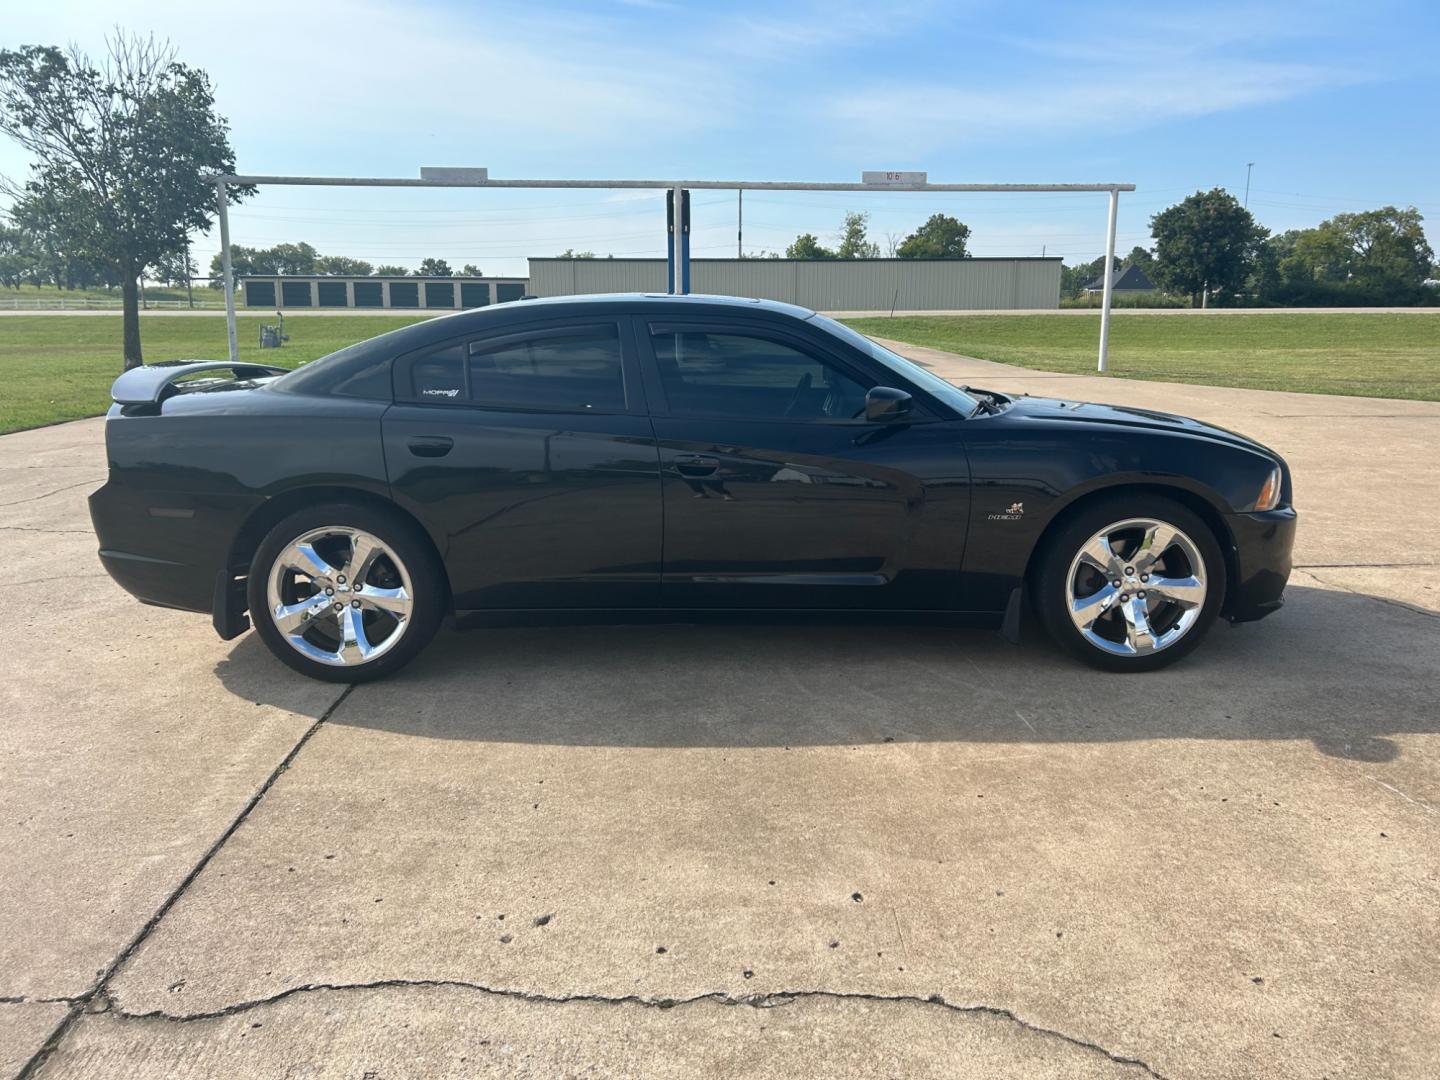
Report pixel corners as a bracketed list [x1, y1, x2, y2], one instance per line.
[1223, 507, 1296, 623]
[89, 481, 257, 616]
[96, 548, 213, 614]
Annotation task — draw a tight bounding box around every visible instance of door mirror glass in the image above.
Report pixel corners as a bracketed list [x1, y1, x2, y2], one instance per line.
[864, 386, 913, 422]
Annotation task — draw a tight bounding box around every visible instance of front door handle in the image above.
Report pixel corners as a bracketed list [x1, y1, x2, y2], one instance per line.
[408, 435, 454, 458]
[674, 453, 719, 476]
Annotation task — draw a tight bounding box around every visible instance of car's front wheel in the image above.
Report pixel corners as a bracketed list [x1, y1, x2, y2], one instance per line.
[247, 503, 445, 682]
[1035, 495, 1226, 672]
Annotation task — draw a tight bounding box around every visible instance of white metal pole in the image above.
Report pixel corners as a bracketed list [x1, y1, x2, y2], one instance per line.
[1097, 188, 1119, 373]
[737, 188, 743, 258]
[217, 179, 239, 362]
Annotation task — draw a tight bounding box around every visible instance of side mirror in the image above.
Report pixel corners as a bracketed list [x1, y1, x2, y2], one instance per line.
[864, 386, 913, 423]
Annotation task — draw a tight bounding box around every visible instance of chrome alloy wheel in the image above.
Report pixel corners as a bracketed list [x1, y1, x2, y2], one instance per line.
[264, 526, 414, 667]
[1065, 517, 1208, 657]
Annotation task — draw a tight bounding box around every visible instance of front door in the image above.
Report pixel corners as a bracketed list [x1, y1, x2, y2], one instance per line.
[383, 317, 662, 610]
[638, 319, 947, 609]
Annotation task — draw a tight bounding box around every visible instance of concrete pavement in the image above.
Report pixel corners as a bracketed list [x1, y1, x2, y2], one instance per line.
[1, 345, 1436, 1079]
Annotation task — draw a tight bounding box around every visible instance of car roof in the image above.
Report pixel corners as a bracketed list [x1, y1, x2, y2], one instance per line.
[273, 293, 822, 399]
[434, 292, 816, 322]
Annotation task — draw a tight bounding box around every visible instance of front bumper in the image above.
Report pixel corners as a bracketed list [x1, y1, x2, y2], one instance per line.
[1223, 507, 1296, 623]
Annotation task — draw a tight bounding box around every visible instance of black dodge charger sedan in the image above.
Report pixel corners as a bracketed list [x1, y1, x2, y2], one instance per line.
[90, 294, 1294, 682]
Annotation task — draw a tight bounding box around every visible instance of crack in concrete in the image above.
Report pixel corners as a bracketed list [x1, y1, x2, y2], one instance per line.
[0, 478, 105, 507]
[0, 995, 79, 1006]
[12, 572, 108, 588]
[100, 980, 1169, 1078]
[1299, 568, 1440, 620]
[0, 525, 93, 535]
[14, 684, 355, 1079]
[1295, 562, 1437, 569]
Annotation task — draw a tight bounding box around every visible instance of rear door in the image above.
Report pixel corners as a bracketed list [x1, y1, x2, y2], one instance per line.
[383, 317, 662, 610]
[637, 318, 955, 610]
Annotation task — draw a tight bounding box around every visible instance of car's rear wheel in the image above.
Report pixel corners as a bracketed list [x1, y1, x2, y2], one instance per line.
[247, 503, 445, 682]
[1035, 495, 1226, 672]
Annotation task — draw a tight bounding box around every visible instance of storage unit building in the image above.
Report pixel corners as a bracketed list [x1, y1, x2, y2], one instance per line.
[526, 258, 1061, 310]
[240, 276, 529, 310]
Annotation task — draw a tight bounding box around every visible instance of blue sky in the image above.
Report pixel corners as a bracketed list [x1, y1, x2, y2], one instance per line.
[3, 0, 1438, 277]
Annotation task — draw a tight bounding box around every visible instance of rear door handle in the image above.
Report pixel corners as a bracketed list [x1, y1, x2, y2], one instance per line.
[674, 453, 719, 476]
[408, 435, 454, 458]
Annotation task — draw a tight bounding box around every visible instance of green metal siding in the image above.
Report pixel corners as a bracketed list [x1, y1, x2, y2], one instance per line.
[460, 283, 490, 307]
[244, 280, 275, 308]
[424, 282, 456, 308]
[495, 282, 527, 303]
[527, 258, 1061, 310]
[353, 281, 383, 307]
[317, 281, 348, 307]
[280, 280, 312, 307]
[388, 282, 420, 308]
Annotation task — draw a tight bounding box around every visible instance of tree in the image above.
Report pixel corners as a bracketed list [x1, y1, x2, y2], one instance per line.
[1059, 255, 1115, 300]
[1256, 207, 1433, 305]
[1326, 206, 1433, 294]
[0, 224, 37, 287]
[836, 211, 880, 259]
[416, 257, 453, 277]
[1124, 245, 1156, 275]
[0, 35, 245, 367]
[897, 213, 971, 259]
[373, 264, 409, 276]
[1150, 189, 1267, 306]
[785, 233, 834, 259]
[314, 255, 373, 276]
[558, 248, 596, 259]
[461, 263, 483, 276]
[266, 241, 318, 276]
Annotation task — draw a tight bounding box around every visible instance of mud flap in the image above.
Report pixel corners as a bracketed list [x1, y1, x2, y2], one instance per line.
[211, 570, 251, 640]
[1000, 586, 1024, 645]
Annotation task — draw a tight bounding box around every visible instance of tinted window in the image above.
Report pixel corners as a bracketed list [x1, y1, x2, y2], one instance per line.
[808, 315, 979, 417]
[411, 343, 465, 400]
[468, 326, 625, 411]
[650, 330, 870, 420]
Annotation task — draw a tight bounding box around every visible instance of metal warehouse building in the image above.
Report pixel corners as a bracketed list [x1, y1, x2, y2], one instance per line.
[527, 257, 1061, 310]
[240, 275, 529, 310]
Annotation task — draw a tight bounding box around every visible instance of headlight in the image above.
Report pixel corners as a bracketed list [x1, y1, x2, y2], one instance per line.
[1254, 465, 1283, 512]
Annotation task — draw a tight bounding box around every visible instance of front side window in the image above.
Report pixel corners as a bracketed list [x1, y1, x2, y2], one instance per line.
[650, 330, 871, 420]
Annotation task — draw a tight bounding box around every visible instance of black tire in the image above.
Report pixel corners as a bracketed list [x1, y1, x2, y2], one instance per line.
[1034, 494, 1226, 673]
[247, 502, 446, 683]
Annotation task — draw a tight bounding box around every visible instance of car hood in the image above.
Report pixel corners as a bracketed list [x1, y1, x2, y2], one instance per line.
[1002, 393, 1279, 458]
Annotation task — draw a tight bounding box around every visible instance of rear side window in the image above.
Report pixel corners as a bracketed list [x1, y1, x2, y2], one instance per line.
[405, 325, 627, 411]
[467, 326, 625, 411]
[411, 344, 465, 400]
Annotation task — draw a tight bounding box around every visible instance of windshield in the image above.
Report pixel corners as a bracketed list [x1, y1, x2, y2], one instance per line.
[807, 315, 981, 417]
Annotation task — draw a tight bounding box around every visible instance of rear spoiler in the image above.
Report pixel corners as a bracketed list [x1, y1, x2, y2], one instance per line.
[111, 360, 289, 406]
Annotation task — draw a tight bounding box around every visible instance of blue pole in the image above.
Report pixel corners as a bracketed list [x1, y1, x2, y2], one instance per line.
[666, 189, 676, 294]
[680, 189, 690, 295]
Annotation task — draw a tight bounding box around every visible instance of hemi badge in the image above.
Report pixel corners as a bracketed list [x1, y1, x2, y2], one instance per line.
[148, 507, 195, 519]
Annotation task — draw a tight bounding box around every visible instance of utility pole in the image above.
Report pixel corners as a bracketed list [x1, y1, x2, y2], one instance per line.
[1244, 162, 1255, 208]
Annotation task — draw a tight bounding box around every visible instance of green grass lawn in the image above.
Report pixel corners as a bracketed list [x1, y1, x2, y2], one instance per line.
[1, 314, 426, 434]
[847, 313, 1440, 401]
[3, 311, 1438, 436]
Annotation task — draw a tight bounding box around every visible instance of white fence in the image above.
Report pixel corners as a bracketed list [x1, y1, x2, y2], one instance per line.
[1, 296, 223, 311]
